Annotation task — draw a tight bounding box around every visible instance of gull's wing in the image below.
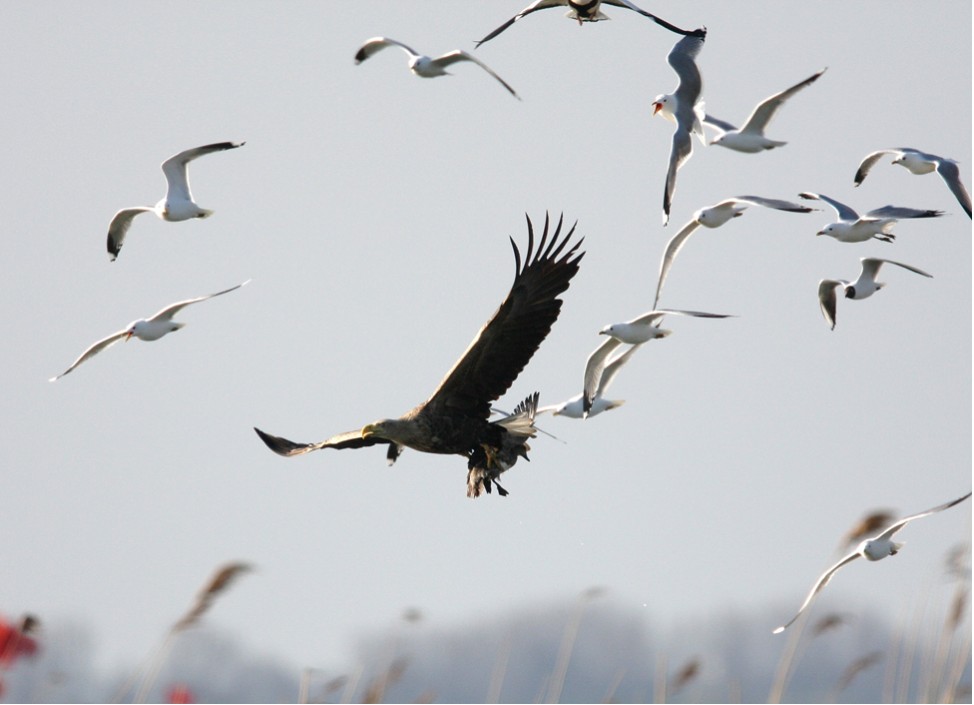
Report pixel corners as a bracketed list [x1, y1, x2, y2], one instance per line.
[733, 195, 815, 213]
[424, 213, 584, 419]
[354, 37, 419, 64]
[583, 337, 623, 414]
[628, 311, 668, 326]
[654, 218, 700, 306]
[432, 51, 520, 99]
[817, 279, 842, 330]
[853, 149, 909, 186]
[474, 0, 565, 48]
[859, 257, 933, 282]
[254, 427, 390, 457]
[628, 308, 732, 327]
[147, 280, 250, 323]
[773, 552, 862, 633]
[737, 68, 826, 135]
[799, 192, 860, 221]
[655, 308, 735, 320]
[669, 33, 705, 106]
[605, 0, 703, 36]
[663, 127, 693, 226]
[596, 343, 642, 397]
[161, 142, 244, 204]
[865, 205, 944, 219]
[876, 492, 972, 541]
[107, 207, 154, 261]
[702, 114, 737, 133]
[935, 159, 973, 218]
[50, 329, 129, 381]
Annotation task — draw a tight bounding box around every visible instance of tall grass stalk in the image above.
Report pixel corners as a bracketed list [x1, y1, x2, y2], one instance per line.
[112, 562, 251, 703]
[652, 652, 666, 704]
[486, 629, 513, 704]
[545, 587, 603, 704]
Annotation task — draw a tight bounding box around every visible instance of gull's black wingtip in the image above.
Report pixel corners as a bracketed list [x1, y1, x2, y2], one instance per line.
[107, 236, 120, 261]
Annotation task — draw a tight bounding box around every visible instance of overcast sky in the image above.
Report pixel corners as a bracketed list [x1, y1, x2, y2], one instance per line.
[1, 0, 970, 688]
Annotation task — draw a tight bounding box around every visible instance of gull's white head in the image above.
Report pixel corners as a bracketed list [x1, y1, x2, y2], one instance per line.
[652, 94, 675, 121]
[696, 204, 744, 228]
[409, 54, 444, 78]
[125, 320, 144, 341]
[817, 223, 841, 238]
[892, 152, 936, 175]
[860, 538, 903, 561]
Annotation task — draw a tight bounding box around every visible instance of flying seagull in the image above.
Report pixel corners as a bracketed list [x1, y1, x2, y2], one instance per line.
[254, 214, 584, 498]
[854, 148, 972, 219]
[581, 308, 730, 414]
[653, 195, 814, 308]
[539, 339, 642, 419]
[106, 142, 245, 261]
[799, 192, 944, 243]
[652, 31, 707, 226]
[773, 492, 971, 633]
[354, 37, 519, 99]
[50, 280, 250, 381]
[598, 308, 732, 345]
[703, 69, 826, 152]
[817, 257, 932, 330]
[474, 0, 704, 48]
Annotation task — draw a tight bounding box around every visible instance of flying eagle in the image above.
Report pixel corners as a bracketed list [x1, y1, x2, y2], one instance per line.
[254, 213, 584, 498]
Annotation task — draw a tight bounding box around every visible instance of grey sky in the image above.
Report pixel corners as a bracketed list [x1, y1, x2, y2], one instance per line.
[1, 0, 970, 681]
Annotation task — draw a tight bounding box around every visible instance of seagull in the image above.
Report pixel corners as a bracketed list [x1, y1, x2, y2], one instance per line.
[106, 142, 245, 261]
[50, 280, 250, 381]
[773, 492, 972, 634]
[652, 31, 707, 226]
[854, 148, 972, 219]
[653, 195, 814, 308]
[354, 37, 519, 99]
[539, 340, 641, 419]
[817, 257, 932, 330]
[599, 308, 732, 345]
[799, 192, 944, 243]
[703, 69, 826, 152]
[474, 0, 705, 48]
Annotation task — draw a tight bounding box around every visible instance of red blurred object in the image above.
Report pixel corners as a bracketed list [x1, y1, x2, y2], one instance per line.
[167, 684, 195, 704]
[0, 615, 39, 666]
